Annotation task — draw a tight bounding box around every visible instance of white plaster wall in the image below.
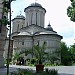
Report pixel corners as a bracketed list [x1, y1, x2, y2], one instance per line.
[13, 34, 61, 57]
[13, 36, 33, 49]
[12, 33, 62, 64]
[25, 7, 45, 27]
[34, 35, 61, 59]
[12, 19, 25, 33]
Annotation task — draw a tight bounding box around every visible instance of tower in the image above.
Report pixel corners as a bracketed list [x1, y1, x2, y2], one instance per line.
[24, 3, 46, 27]
[12, 15, 25, 36]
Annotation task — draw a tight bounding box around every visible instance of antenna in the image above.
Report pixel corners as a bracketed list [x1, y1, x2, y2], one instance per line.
[48, 21, 51, 26]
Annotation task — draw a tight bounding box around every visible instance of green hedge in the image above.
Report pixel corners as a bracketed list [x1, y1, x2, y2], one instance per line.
[11, 68, 58, 75]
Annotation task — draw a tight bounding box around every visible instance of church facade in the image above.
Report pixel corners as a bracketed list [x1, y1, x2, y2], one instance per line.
[11, 3, 63, 64]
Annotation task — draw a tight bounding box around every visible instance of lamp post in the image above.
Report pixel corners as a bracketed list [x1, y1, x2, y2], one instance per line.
[7, 0, 11, 75]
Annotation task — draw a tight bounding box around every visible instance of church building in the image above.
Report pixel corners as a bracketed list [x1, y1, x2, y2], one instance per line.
[11, 3, 63, 64]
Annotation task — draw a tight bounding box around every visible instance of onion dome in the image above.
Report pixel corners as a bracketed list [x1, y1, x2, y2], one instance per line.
[46, 23, 53, 31]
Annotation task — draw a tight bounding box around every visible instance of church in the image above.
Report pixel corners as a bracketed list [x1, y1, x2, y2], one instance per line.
[8, 2, 63, 64]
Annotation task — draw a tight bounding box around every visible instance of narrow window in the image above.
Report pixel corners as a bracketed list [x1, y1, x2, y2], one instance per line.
[22, 25, 23, 28]
[36, 12, 37, 25]
[31, 13, 33, 25]
[17, 24, 19, 32]
[22, 41, 24, 45]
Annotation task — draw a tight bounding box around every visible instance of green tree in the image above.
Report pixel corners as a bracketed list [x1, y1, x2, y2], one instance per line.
[69, 43, 75, 63]
[33, 41, 48, 64]
[67, 0, 75, 22]
[13, 52, 21, 61]
[61, 42, 72, 65]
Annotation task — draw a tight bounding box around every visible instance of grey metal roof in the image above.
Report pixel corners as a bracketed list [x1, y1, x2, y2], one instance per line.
[30, 3, 42, 7]
[24, 3, 46, 12]
[16, 15, 25, 19]
[12, 15, 25, 21]
[18, 31, 31, 36]
[46, 23, 53, 31]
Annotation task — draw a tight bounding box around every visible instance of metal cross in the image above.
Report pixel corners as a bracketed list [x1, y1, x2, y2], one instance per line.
[20, 11, 22, 15]
[35, 0, 38, 2]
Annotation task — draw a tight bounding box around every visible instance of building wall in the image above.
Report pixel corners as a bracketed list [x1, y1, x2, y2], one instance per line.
[13, 34, 61, 63]
[12, 19, 25, 33]
[25, 7, 45, 27]
[11, 3, 62, 64]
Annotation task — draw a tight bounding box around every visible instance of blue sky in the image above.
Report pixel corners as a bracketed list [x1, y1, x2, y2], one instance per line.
[11, 0, 75, 46]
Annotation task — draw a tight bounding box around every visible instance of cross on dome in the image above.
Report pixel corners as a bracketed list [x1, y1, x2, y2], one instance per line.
[35, 0, 38, 2]
[20, 11, 22, 15]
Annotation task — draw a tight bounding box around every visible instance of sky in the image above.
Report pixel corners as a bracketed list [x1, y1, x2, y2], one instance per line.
[11, 0, 75, 46]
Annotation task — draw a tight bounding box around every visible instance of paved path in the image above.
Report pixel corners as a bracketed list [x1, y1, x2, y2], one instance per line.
[0, 65, 75, 75]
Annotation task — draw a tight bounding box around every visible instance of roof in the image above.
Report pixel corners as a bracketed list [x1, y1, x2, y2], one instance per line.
[12, 31, 63, 39]
[18, 31, 31, 36]
[38, 31, 63, 39]
[12, 15, 25, 21]
[12, 24, 63, 39]
[30, 3, 42, 7]
[46, 23, 53, 31]
[24, 3, 46, 12]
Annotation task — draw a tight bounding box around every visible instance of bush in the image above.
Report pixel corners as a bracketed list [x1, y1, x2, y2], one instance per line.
[11, 69, 34, 75]
[45, 68, 58, 75]
[30, 58, 37, 64]
[11, 68, 58, 75]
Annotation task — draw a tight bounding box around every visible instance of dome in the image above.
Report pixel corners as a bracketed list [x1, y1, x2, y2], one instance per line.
[12, 14, 25, 21]
[24, 3, 46, 12]
[16, 15, 25, 19]
[46, 23, 53, 31]
[30, 3, 42, 7]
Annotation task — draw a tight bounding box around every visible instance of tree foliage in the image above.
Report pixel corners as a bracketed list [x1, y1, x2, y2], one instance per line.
[33, 41, 48, 64]
[69, 43, 75, 63]
[61, 42, 72, 65]
[67, 0, 75, 22]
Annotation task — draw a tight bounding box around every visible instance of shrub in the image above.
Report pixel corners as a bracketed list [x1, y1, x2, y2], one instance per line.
[11, 68, 58, 75]
[30, 58, 37, 64]
[45, 68, 58, 75]
[11, 69, 34, 75]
